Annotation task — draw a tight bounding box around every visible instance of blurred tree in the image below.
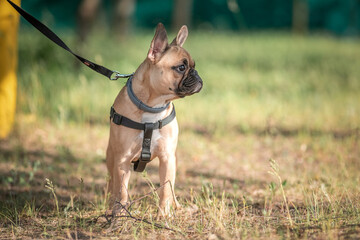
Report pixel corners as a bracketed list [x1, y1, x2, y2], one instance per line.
[112, 0, 136, 37]
[77, 0, 135, 42]
[227, 0, 247, 30]
[76, 0, 101, 70]
[172, 0, 193, 30]
[76, 0, 135, 70]
[77, 0, 101, 43]
[292, 0, 309, 34]
[0, 0, 21, 139]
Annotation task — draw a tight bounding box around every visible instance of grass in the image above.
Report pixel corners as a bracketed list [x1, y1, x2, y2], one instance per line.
[0, 29, 359, 239]
[16, 29, 360, 132]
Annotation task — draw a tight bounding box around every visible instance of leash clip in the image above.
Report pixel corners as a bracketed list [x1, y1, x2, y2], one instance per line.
[110, 71, 134, 81]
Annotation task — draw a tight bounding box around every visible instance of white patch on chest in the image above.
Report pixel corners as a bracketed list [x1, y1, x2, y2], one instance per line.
[139, 107, 167, 152]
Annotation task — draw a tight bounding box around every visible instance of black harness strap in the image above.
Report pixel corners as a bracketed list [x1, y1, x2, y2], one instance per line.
[134, 123, 154, 172]
[6, 0, 131, 80]
[110, 106, 176, 131]
[110, 105, 176, 172]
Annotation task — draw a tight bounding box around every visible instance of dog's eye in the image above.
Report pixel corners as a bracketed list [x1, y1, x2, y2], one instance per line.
[177, 64, 186, 72]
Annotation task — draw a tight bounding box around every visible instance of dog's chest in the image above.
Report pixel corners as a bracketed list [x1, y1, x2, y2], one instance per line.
[139, 111, 166, 151]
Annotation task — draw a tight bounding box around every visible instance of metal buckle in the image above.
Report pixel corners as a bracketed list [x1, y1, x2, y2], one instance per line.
[140, 152, 151, 162]
[110, 71, 134, 81]
[158, 120, 163, 129]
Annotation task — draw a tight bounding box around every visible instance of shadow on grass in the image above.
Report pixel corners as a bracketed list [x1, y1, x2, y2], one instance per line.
[251, 126, 360, 139]
[184, 125, 360, 139]
[186, 169, 246, 186]
[0, 144, 104, 226]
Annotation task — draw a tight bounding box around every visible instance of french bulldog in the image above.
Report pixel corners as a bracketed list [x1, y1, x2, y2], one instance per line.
[106, 23, 203, 216]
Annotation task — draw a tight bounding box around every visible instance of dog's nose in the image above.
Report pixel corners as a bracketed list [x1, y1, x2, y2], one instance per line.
[196, 79, 203, 92]
[194, 75, 203, 93]
[191, 69, 203, 92]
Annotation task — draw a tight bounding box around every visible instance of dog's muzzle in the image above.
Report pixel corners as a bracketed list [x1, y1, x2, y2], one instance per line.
[176, 69, 203, 97]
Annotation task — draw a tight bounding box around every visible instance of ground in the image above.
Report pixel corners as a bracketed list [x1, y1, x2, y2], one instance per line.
[1, 31, 360, 239]
[1, 117, 359, 239]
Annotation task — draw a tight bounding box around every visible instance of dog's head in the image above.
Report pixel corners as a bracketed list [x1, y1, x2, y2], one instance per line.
[146, 23, 203, 99]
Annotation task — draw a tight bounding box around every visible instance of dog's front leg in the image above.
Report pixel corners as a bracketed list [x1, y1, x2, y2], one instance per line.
[113, 160, 132, 206]
[158, 153, 180, 217]
[106, 151, 132, 213]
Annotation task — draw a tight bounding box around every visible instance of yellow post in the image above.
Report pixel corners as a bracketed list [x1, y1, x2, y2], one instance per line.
[0, 0, 21, 138]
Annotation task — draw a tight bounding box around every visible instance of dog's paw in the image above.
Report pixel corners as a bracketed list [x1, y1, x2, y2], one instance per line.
[106, 201, 130, 217]
[156, 200, 182, 220]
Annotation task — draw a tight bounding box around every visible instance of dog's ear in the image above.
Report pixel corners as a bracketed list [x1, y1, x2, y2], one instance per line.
[171, 25, 188, 47]
[148, 23, 168, 63]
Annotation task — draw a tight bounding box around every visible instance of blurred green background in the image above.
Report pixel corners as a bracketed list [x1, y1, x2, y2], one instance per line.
[15, 0, 360, 135]
[21, 0, 360, 35]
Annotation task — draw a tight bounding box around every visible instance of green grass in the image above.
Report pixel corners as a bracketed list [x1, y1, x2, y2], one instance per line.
[0, 29, 359, 238]
[17, 29, 360, 133]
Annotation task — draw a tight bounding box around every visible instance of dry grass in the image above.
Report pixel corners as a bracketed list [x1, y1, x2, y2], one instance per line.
[1, 117, 359, 239]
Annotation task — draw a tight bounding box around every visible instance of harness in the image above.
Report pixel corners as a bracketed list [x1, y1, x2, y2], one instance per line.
[110, 77, 176, 172]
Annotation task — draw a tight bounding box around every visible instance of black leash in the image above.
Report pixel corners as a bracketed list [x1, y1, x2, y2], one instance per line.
[7, 0, 133, 80]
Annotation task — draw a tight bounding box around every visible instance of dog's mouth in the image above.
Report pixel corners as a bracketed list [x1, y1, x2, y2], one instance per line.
[175, 69, 203, 98]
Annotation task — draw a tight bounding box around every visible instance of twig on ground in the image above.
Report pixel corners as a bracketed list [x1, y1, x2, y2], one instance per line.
[93, 180, 184, 235]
